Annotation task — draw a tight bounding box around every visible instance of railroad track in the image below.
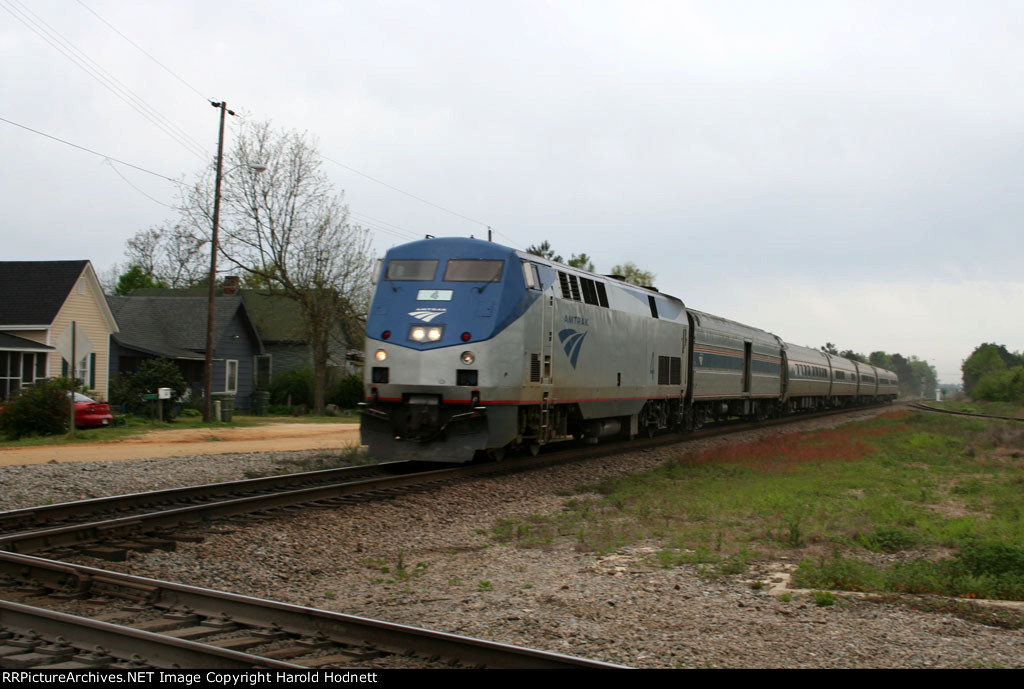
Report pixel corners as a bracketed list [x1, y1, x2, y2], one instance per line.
[0, 402, 894, 669]
[905, 401, 1024, 422]
[0, 551, 624, 669]
[0, 403, 891, 561]
[0, 403, 892, 560]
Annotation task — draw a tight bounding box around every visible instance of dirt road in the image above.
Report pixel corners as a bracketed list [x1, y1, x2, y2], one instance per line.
[0, 423, 362, 466]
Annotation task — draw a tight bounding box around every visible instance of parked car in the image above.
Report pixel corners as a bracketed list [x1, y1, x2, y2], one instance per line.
[70, 392, 113, 428]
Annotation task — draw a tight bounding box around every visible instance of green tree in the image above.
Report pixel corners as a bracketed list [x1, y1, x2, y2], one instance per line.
[869, 351, 895, 371]
[567, 253, 595, 272]
[526, 241, 562, 263]
[113, 265, 167, 296]
[610, 261, 656, 287]
[821, 343, 839, 355]
[840, 349, 867, 363]
[962, 343, 1021, 395]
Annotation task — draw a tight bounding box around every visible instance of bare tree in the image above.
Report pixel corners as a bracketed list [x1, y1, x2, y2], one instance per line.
[183, 120, 373, 413]
[118, 224, 209, 288]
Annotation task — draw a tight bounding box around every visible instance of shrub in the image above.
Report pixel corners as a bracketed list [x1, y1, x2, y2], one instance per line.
[109, 359, 187, 419]
[269, 367, 313, 407]
[329, 375, 364, 409]
[0, 378, 81, 439]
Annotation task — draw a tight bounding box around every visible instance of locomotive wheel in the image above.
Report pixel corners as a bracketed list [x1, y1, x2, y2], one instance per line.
[487, 447, 505, 462]
[528, 442, 541, 456]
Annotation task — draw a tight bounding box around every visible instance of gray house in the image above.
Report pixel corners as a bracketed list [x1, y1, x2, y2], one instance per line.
[106, 295, 263, 411]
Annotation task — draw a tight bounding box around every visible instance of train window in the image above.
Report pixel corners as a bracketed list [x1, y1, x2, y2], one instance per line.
[521, 261, 541, 290]
[386, 259, 438, 281]
[444, 259, 504, 282]
[595, 282, 609, 307]
[648, 296, 659, 319]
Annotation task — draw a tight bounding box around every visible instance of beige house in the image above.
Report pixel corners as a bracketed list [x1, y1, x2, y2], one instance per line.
[0, 260, 118, 400]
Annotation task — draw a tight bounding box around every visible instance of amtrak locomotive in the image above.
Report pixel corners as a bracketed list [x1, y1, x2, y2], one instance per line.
[360, 237, 898, 462]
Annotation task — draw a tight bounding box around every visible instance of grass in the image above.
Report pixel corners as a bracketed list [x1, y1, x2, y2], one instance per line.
[0, 412, 359, 448]
[492, 404, 1024, 600]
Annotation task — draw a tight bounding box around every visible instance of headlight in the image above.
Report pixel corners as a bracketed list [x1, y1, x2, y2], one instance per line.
[375, 349, 387, 361]
[409, 325, 443, 342]
[460, 351, 475, 365]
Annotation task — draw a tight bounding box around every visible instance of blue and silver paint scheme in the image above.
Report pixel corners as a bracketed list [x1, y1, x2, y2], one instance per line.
[361, 237, 691, 462]
[360, 236, 898, 463]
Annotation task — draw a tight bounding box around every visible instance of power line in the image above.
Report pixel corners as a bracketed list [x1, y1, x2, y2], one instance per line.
[12, 1, 519, 249]
[103, 159, 180, 209]
[74, 0, 209, 103]
[322, 153, 522, 248]
[0, 115, 180, 183]
[1, 0, 209, 160]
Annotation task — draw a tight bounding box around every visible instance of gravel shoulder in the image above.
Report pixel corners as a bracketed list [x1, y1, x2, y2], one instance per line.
[3, 407, 1022, 668]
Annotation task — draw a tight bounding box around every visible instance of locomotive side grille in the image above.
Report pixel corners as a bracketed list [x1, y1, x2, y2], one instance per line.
[530, 353, 541, 382]
[658, 356, 670, 385]
[670, 356, 682, 385]
[568, 274, 581, 301]
[558, 272, 571, 299]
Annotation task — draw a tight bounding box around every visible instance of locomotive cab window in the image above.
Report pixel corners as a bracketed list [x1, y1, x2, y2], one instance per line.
[521, 261, 541, 290]
[444, 259, 504, 282]
[385, 259, 438, 281]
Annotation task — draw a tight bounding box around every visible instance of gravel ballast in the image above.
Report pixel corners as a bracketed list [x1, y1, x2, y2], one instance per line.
[2, 409, 1022, 669]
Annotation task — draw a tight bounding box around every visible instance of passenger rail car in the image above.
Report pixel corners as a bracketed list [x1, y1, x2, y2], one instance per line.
[361, 237, 898, 463]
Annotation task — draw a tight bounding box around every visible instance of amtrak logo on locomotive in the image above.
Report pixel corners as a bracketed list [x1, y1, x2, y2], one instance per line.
[408, 309, 446, 322]
[558, 328, 588, 368]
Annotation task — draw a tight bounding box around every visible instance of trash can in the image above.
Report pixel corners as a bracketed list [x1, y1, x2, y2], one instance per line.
[251, 390, 270, 416]
[211, 392, 236, 422]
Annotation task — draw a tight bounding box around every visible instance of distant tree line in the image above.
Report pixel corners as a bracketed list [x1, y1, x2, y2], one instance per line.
[961, 343, 1024, 404]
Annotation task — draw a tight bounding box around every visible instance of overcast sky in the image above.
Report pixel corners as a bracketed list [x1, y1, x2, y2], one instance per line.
[3, 0, 1022, 384]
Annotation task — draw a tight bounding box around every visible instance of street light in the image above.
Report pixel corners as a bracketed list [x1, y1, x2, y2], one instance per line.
[203, 100, 266, 423]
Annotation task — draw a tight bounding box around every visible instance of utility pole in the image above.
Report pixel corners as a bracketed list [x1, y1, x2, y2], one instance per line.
[204, 100, 234, 423]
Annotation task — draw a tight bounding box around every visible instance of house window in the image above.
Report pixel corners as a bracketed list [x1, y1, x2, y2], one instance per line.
[254, 354, 272, 390]
[77, 354, 91, 388]
[226, 360, 239, 393]
[1, 352, 47, 400]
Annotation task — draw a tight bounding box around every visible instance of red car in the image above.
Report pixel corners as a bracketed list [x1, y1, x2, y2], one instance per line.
[71, 393, 113, 428]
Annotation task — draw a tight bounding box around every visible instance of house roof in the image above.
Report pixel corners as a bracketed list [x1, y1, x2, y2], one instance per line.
[132, 287, 308, 344]
[0, 331, 55, 352]
[0, 261, 89, 326]
[106, 295, 261, 360]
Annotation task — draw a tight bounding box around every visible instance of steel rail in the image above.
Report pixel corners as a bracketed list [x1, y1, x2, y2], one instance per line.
[906, 401, 1024, 422]
[0, 404, 892, 556]
[0, 551, 627, 669]
[0, 599, 304, 669]
[0, 461, 415, 533]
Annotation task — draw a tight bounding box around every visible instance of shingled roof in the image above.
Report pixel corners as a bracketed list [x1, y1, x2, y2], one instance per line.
[106, 295, 260, 360]
[0, 261, 89, 326]
[0, 331, 54, 351]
